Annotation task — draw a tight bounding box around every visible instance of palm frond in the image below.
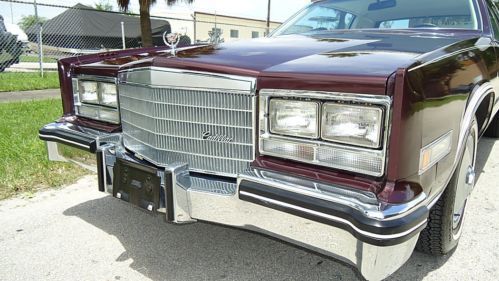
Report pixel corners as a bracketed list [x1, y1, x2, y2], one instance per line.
[166, 0, 194, 6]
[117, 0, 131, 12]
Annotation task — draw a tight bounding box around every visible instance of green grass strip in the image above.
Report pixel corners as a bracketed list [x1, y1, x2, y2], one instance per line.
[0, 99, 88, 200]
[0, 72, 60, 92]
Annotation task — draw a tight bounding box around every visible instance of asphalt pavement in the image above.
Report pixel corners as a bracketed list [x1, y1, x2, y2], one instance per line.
[0, 138, 498, 281]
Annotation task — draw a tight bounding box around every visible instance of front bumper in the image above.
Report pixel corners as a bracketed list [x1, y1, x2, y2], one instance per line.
[40, 122, 428, 281]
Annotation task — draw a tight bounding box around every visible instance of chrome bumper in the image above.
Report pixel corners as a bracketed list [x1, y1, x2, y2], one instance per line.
[40, 122, 428, 281]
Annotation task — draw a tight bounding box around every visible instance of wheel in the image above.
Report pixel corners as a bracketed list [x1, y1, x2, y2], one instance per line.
[484, 112, 499, 138]
[416, 120, 477, 255]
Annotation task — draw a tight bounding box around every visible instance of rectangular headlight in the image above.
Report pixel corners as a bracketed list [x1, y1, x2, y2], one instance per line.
[99, 82, 118, 107]
[321, 103, 383, 148]
[258, 89, 391, 177]
[79, 81, 99, 104]
[269, 99, 319, 138]
[73, 76, 119, 124]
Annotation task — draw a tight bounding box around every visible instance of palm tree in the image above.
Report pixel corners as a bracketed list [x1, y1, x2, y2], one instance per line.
[117, 0, 193, 47]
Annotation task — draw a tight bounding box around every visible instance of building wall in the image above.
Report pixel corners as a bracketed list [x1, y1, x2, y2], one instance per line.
[152, 13, 195, 42]
[194, 12, 282, 43]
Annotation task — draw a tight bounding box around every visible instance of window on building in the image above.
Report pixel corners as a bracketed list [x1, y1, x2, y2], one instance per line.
[252, 31, 259, 38]
[230, 29, 239, 38]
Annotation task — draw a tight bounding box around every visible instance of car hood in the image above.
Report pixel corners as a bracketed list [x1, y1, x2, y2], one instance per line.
[124, 30, 480, 79]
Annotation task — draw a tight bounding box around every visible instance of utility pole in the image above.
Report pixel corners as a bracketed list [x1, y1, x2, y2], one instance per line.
[121, 22, 126, 49]
[10, 1, 14, 24]
[266, 0, 271, 36]
[34, 0, 44, 77]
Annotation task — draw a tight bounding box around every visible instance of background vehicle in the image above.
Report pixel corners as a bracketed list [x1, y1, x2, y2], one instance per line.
[0, 15, 24, 72]
[38, 0, 499, 280]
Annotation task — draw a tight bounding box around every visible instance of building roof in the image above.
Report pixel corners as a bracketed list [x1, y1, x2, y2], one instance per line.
[27, 3, 170, 38]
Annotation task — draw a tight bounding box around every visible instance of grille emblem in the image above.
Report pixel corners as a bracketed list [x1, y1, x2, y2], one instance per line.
[202, 131, 234, 143]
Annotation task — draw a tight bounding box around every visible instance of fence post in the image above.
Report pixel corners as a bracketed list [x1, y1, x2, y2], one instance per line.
[192, 13, 196, 43]
[266, 0, 271, 36]
[34, 0, 44, 77]
[121, 21, 126, 49]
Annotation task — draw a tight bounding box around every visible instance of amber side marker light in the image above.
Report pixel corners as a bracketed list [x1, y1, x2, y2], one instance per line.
[419, 131, 453, 174]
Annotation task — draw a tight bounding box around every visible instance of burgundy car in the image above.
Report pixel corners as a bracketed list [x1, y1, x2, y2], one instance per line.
[39, 0, 499, 279]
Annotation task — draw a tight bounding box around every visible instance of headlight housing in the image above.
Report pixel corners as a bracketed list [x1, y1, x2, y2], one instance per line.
[269, 99, 319, 138]
[321, 103, 383, 148]
[73, 77, 120, 124]
[259, 90, 391, 177]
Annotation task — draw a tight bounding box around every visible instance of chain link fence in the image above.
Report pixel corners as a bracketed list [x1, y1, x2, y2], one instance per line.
[0, 0, 278, 75]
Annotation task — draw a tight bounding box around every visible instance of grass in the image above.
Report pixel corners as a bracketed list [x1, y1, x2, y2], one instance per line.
[0, 99, 88, 200]
[19, 55, 58, 63]
[0, 72, 60, 92]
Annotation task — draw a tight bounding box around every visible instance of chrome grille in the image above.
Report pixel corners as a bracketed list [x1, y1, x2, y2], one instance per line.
[118, 68, 256, 177]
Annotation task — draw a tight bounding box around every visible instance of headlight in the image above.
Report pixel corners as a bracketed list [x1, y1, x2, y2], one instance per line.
[79, 81, 99, 104]
[321, 103, 383, 148]
[100, 83, 118, 107]
[269, 99, 319, 138]
[73, 77, 119, 124]
[259, 90, 390, 177]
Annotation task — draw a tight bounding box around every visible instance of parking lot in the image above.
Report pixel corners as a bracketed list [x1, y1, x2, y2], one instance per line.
[0, 138, 498, 281]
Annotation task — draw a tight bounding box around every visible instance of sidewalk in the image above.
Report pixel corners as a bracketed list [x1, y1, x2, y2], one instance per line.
[6, 62, 58, 72]
[0, 89, 60, 103]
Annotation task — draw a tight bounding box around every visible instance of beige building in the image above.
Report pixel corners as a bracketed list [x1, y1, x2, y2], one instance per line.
[193, 12, 282, 43]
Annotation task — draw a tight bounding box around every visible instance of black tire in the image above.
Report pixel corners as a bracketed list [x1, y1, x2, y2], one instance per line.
[416, 120, 477, 255]
[484, 113, 499, 138]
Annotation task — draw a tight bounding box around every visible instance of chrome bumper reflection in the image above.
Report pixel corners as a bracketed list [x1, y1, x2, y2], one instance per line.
[46, 141, 98, 172]
[41, 123, 425, 281]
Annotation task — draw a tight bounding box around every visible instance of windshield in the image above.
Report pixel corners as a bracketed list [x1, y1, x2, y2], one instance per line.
[273, 0, 479, 36]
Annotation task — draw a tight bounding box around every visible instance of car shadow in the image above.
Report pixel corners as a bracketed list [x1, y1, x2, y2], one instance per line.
[62, 138, 497, 281]
[64, 197, 361, 281]
[474, 137, 496, 182]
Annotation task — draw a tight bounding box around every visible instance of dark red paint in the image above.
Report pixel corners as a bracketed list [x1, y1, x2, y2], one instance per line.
[56, 0, 499, 204]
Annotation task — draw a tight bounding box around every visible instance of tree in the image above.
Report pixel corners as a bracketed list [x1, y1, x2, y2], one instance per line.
[95, 0, 114, 11]
[117, 0, 193, 47]
[18, 15, 47, 32]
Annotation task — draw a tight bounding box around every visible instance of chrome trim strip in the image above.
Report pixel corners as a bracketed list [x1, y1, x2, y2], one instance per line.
[76, 75, 117, 83]
[410, 46, 481, 72]
[239, 191, 427, 240]
[260, 89, 392, 105]
[239, 168, 428, 221]
[238, 170, 380, 214]
[118, 66, 256, 92]
[39, 134, 90, 150]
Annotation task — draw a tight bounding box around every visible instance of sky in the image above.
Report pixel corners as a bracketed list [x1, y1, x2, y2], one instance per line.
[1, 0, 310, 26]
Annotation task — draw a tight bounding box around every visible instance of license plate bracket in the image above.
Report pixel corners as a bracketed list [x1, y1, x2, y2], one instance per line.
[113, 158, 161, 214]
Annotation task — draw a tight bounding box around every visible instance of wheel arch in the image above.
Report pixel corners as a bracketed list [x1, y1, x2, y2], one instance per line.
[428, 81, 493, 209]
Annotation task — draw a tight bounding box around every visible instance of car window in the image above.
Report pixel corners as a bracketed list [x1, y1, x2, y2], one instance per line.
[379, 16, 477, 29]
[273, 0, 480, 36]
[487, 0, 499, 39]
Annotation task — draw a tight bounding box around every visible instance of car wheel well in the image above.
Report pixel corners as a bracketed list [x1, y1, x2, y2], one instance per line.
[475, 92, 494, 136]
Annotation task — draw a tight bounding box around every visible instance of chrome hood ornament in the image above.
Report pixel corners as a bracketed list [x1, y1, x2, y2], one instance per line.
[163, 32, 181, 56]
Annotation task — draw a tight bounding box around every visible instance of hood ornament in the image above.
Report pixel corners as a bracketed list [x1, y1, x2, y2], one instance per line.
[163, 32, 181, 56]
